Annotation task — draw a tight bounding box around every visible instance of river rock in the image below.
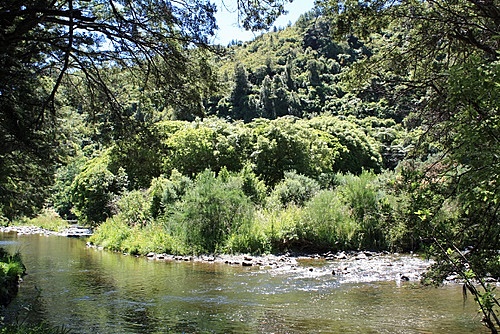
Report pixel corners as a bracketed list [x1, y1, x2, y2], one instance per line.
[335, 252, 348, 260]
[355, 252, 367, 260]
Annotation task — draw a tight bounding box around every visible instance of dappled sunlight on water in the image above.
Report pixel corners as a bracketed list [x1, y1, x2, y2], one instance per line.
[1, 233, 489, 333]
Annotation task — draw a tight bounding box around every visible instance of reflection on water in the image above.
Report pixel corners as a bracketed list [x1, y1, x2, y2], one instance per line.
[0, 233, 489, 333]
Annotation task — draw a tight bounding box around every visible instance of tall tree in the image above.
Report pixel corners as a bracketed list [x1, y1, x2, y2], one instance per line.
[317, 0, 500, 330]
[0, 0, 292, 219]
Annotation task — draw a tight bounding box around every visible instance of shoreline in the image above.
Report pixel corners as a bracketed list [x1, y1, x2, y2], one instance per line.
[0, 225, 454, 285]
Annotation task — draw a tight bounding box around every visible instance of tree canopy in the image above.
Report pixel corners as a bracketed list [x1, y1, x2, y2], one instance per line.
[316, 0, 499, 330]
[0, 0, 292, 218]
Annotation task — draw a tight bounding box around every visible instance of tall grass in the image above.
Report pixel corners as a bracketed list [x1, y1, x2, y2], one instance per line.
[337, 171, 387, 250]
[176, 170, 255, 254]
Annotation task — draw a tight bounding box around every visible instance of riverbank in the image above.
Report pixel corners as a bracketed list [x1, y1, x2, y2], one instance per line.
[2, 225, 433, 284]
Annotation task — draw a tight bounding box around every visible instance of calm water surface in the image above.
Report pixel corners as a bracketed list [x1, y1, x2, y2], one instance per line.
[0, 233, 488, 333]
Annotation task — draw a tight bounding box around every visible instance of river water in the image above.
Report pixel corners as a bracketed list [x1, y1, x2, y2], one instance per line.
[0, 232, 489, 333]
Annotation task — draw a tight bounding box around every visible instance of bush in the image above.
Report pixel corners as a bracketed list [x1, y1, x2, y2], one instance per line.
[250, 117, 342, 186]
[149, 171, 193, 218]
[70, 152, 128, 226]
[239, 164, 267, 205]
[174, 170, 254, 253]
[89, 218, 131, 252]
[268, 171, 320, 207]
[300, 190, 358, 251]
[337, 171, 387, 250]
[0, 248, 25, 307]
[113, 189, 151, 227]
[258, 205, 303, 252]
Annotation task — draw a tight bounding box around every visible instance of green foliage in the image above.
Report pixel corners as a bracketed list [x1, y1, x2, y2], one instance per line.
[308, 116, 382, 174]
[24, 209, 69, 233]
[103, 221, 184, 256]
[337, 171, 386, 250]
[176, 170, 254, 253]
[89, 218, 132, 252]
[70, 152, 128, 226]
[269, 171, 321, 207]
[51, 156, 87, 219]
[113, 190, 152, 227]
[109, 130, 163, 189]
[299, 190, 357, 251]
[163, 118, 251, 176]
[238, 164, 267, 205]
[250, 117, 344, 186]
[0, 248, 25, 307]
[258, 205, 303, 252]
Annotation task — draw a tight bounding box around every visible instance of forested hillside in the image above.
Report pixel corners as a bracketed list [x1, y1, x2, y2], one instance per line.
[1, 0, 499, 330]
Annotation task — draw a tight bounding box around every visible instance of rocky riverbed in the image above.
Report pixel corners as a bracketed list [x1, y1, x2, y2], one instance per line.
[105, 248, 435, 285]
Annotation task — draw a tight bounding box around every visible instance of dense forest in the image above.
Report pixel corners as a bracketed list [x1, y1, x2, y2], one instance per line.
[1, 0, 499, 331]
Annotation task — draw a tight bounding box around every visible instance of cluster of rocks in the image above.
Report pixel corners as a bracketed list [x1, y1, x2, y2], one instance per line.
[0, 225, 58, 236]
[116, 249, 432, 283]
[129, 251, 300, 269]
[0, 225, 92, 238]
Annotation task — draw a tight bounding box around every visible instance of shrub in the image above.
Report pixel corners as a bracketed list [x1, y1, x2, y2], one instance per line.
[114, 189, 151, 227]
[300, 190, 358, 251]
[268, 171, 320, 207]
[337, 171, 387, 250]
[149, 171, 193, 218]
[239, 164, 267, 205]
[258, 205, 303, 252]
[70, 152, 128, 226]
[249, 117, 327, 186]
[89, 218, 131, 252]
[174, 170, 254, 253]
[0, 248, 25, 307]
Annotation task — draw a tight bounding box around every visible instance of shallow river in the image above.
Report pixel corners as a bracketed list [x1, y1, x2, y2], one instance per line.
[0, 233, 489, 333]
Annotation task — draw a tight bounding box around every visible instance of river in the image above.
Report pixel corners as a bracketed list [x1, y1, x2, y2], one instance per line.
[0, 232, 489, 333]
